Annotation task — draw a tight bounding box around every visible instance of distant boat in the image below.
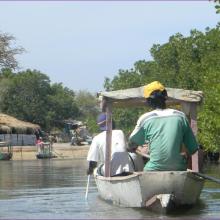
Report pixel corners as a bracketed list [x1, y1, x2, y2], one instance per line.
[0, 141, 13, 161]
[36, 152, 57, 159]
[0, 152, 12, 160]
[36, 142, 57, 159]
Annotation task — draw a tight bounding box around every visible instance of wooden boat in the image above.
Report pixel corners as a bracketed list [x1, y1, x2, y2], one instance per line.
[36, 152, 57, 159]
[36, 142, 57, 159]
[0, 141, 13, 160]
[94, 170, 204, 213]
[0, 152, 12, 160]
[93, 85, 204, 213]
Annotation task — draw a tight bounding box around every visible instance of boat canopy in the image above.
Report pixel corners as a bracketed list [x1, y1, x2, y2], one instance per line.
[99, 86, 203, 107]
[98, 85, 204, 176]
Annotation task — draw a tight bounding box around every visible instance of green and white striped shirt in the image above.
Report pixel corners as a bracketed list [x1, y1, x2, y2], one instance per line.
[129, 108, 198, 171]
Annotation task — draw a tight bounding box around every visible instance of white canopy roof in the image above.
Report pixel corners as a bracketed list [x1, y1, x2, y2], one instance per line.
[99, 86, 203, 107]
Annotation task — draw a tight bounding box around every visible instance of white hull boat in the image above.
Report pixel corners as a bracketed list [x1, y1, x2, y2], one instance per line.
[94, 84, 205, 213]
[94, 170, 204, 213]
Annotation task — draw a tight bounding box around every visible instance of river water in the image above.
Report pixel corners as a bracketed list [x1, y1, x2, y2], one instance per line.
[0, 158, 219, 219]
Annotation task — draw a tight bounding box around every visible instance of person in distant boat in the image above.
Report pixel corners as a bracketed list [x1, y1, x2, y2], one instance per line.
[36, 137, 44, 153]
[34, 128, 42, 142]
[129, 81, 199, 171]
[87, 113, 134, 176]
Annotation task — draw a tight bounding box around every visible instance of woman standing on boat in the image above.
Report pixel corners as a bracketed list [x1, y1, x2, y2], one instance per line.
[87, 113, 134, 176]
[129, 81, 199, 171]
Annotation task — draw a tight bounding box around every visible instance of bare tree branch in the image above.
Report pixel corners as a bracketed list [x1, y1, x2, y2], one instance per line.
[0, 32, 25, 70]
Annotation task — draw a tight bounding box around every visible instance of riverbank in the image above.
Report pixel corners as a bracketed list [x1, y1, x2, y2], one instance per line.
[12, 143, 89, 160]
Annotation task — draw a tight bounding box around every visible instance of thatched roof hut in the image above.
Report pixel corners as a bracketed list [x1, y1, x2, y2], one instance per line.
[0, 113, 40, 134]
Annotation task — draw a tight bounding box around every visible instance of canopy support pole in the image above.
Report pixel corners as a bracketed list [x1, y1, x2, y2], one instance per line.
[190, 103, 202, 172]
[104, 100, 112, 177]
[181, 102, 202, 172]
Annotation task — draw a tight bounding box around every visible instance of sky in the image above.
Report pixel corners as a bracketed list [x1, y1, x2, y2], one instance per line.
[0, 1, 219, 93]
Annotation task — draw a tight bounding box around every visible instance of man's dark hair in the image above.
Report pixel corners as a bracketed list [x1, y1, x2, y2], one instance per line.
[146, 89, 167, 109]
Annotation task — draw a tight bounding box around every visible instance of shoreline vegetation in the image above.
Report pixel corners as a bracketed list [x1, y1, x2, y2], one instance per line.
[11, 143, 89, 160]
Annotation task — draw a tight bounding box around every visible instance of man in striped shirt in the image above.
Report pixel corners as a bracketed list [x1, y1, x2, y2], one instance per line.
[129, 81, 199, 171]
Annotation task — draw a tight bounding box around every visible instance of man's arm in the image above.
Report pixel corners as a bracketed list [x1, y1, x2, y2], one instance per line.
[87, 161, 97, 175]
[86, 135, 99, 175]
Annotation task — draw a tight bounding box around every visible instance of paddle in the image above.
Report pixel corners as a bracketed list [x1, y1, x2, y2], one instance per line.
[85, 174, 90, 200]
[192, 172, 220, 184]
[53, 150, 65, 158]
[137, 151, 220, 185]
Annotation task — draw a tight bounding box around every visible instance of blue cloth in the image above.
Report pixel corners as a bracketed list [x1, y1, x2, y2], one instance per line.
[97, 113, 107, 131]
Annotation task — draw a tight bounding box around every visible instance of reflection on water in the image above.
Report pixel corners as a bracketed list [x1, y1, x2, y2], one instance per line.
[0, 159, 219, 219]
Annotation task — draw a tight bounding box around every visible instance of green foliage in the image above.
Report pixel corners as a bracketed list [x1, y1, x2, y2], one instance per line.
[0, 69, 80, 131]
[75, 90, 99, 118]
[0, 68, 14, 111]
[150, 31, 204, 89]
[1, 69, 51, 125]
[74, 90, 100, 134]
[113, 108, 145, 136]
[198, 70, 220, 152]
[47, 83, 79, 130]
[84, 115, 99, 135]
[214, 0, 220, 13]
[104, 25, 220, 152]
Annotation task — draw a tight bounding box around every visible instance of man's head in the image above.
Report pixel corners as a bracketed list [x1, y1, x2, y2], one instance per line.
[97, 113, 107, 131]
[143, 81, 167, 109]
[97, 113, 115, 131]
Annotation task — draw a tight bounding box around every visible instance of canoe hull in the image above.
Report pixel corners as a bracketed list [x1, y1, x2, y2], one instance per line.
[36, 153, 57, 159]
[94, 171, 204, 213]
[0, 153, 12, 160]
